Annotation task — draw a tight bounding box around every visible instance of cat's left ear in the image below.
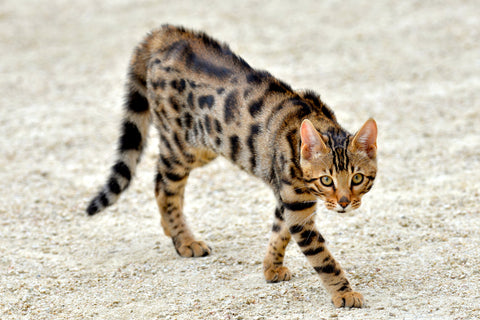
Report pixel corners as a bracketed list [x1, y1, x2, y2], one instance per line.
[352, 119, 377, 159]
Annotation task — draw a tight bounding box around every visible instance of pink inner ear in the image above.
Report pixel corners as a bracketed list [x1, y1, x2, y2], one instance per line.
[354, 119, 377, 157]
[300, 119, 326, 159]
[300, 120, 317, 145]
[301, 120, 323, 146]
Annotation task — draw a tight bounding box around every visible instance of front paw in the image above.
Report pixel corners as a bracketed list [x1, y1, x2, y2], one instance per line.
[264, 265, 292, 283]
[332, 291, 365, 308]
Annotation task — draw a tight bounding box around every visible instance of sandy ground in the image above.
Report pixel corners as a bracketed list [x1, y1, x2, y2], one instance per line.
[1, 0, 479, 319]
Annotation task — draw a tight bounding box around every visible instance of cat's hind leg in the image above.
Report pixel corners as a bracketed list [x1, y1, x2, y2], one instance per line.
[263, 205, 292, 282]
[155, 162, 211, 257]
[154, 139, 216, 257]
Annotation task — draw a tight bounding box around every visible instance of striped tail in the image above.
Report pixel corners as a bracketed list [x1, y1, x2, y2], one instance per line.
[86, 41, 152, 215]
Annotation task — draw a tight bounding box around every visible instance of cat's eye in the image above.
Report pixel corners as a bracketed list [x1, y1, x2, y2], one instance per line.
[352, 173, 364, 185]
[320, 176, 333, 187]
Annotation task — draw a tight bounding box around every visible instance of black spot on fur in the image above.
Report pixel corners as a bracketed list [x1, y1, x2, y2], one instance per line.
[248, 99, 263, 117]
[173, 132, 184, 150]
[247, 124, 260, 170]
[246, 71, 269, 84]
[171, 79, 186, 93]
[274, 207, 285, 221]
[282, 201, 316, 212]
[160, 134, 173, 152]
[289, 225, 303, 234]
[126, 90, 149, 113]
[338, 281, 350, 291]
[198, 95, 215, 109]
[163, 188, 177, 197]
[293, 100, 312, 117]
[272, 224, 281, 232]
[152, 79, 166, 90]
[196, 120, 204, 135]
[119, 121, 142, 151]
[99, 191, 109, 207]
[224, 91, 239, 124]
[321, 105, 335, 121]
[169, 97, 181, 112]
[107, 178, 121, 194]
[314, 264, 337, 274]
[86, 202, 99, 215]
[286, 128, 299, 165]
[214, 119, 223, 134]
[175, 117, 182, 127]
[204, 114, 212, 134]
[183, 112, 193, 129]
[187, 92, 195, 109]
[185, 50, 233, 79]
[229, 135, 241, 162]
[160, 155, 173, 169]
[113, 161, 131, 181]
[304, 247, 324, 256]
[165, 171, 186, 182]
[267, 80, 293, 95]
[154, 172, 163, 194]
[302, 91, 335, 120]
[297, 230, 318, 247]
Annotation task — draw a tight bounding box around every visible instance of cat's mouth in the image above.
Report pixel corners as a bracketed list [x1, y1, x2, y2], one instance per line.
[333, 204, 355, 213]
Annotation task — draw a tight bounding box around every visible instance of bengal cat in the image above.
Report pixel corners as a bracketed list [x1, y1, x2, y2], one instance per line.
[86, 25, 377, 308]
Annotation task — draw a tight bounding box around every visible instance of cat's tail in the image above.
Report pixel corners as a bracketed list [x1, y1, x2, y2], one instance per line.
[86, 38, 153, 215]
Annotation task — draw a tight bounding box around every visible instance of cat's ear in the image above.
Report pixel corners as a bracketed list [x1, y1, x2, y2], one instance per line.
[352, 118, 377, 159]
[300, 119, 328, 160]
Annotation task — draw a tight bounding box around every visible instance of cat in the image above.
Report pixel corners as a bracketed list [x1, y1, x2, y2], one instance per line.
[86, 24, 377, 308]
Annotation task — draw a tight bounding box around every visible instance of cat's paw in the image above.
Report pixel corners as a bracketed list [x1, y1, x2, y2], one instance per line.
[176, 240, 211, 257]
[264, 265, 292, 283]
[332, 291, 365, 308]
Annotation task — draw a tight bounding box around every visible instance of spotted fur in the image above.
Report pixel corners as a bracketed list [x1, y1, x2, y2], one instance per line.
[86, 25, 378, 308]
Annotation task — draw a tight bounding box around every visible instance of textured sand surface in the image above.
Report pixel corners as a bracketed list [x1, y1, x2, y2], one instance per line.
[1, 1, 479, 319]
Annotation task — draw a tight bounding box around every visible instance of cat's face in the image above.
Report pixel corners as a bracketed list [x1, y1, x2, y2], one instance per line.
[300, 119, 377, 213]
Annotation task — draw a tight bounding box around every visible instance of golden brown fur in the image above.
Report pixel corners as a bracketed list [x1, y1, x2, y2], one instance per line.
[87, 25, 378, 308]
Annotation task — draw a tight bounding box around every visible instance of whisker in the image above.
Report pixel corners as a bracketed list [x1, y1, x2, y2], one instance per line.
[296, 211, 317, 229]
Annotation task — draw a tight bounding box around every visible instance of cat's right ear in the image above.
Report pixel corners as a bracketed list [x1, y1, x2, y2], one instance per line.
[300, 119, 328, 160]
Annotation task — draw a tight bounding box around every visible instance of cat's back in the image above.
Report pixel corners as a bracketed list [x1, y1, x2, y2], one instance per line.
[139, 25, 253, 82]
[134, 25, 305, 179]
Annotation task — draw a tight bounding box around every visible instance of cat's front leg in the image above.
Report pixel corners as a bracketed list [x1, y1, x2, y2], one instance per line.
[281, 198, 364, 308]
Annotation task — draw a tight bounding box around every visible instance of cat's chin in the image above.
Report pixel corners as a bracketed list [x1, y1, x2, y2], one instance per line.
[332, 205, 356, 214]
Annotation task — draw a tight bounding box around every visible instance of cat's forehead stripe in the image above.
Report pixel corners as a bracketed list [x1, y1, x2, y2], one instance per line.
[323, 128, 351, 172]
[333, 148, 349, 172]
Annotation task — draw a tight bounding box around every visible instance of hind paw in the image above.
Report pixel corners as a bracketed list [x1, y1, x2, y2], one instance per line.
[175, 240, 211, 257]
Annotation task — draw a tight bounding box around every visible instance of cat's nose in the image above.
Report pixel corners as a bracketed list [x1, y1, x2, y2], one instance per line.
[338, 196, 350, 208]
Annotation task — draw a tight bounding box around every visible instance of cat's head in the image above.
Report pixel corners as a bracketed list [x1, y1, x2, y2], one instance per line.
[300, 119, 377, 213]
